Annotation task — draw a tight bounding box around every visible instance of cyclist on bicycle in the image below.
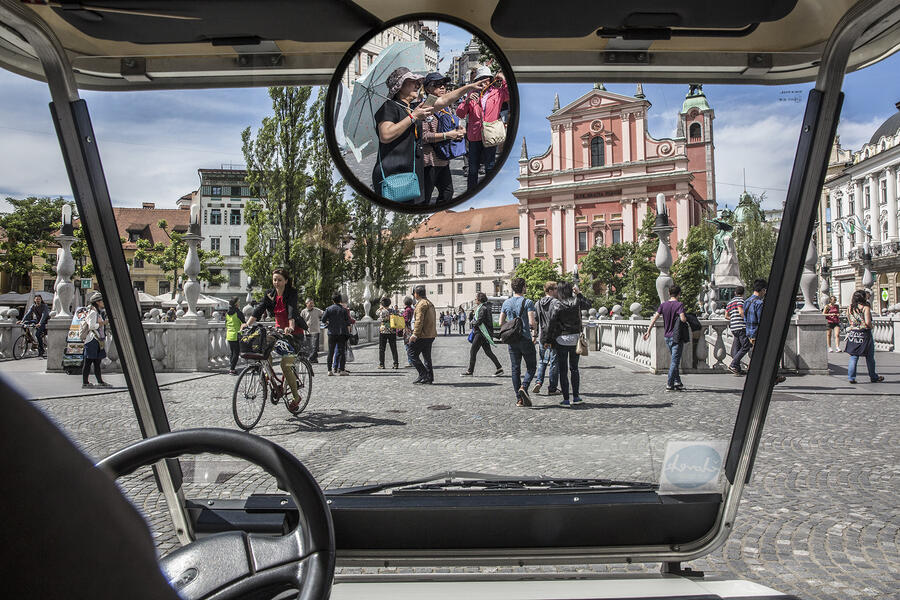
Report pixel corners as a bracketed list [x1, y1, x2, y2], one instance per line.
[19, 294, 50, 357]
[243, 268, 308, 412]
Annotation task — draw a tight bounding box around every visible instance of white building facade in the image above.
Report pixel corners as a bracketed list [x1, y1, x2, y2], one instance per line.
[402, 205, 522, 310]
[824, 102, 900, 311]
[188, 168, 257, 297]
[342, 21, 439, 92]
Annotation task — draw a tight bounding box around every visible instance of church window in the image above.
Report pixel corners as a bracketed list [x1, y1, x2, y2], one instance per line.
[689, 123, 702, 141]
[578, 231, 587, 252]
[535, 233, 546, 254]
[836, 236, 843, 260]
[612, 229, 621, 244]
[590, 137, 604, 167]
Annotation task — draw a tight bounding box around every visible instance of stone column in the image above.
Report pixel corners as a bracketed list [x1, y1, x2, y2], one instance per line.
[635, 113, 646, 160]
[652, 194, 674, 304]
[853, 178, 865, 249]
[799, 230, 819, 311]
[868, 174, 881, 246]
[52, 234, 76, 318]
[563, 123, 574, 170]
[181, 202, 204, 320]
[885, 166, 897, 242]
[518, 206, 530, 257]
[620, 113, 631, 163]
[563, 202, 576, 271]
[621, 198, 635, 243]
[550, 204, 563, 263]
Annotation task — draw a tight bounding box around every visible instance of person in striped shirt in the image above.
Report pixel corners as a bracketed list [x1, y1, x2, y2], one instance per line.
[726, 286, 750, 376]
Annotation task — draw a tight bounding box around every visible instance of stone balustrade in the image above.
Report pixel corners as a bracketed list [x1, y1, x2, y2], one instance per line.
[871, 316, 896, 352]
[0, 309, 21, 359]
[583, 312, 842, 375]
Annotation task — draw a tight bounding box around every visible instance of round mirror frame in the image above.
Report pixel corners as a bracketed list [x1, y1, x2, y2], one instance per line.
[324, 12, 520, 214]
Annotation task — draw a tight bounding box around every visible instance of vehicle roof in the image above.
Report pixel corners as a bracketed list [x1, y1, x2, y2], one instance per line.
[0, 1, 898, 89]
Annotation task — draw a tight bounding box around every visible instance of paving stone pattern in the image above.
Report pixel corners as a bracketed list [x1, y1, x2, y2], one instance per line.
[31, 336, 899, 599]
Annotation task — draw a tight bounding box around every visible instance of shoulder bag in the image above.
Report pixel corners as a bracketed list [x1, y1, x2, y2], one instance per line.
[499, 297, 526, 345]
[575, 333, 590, 356]
[844, 327, 871, 357]
[377, 111, 420, 203]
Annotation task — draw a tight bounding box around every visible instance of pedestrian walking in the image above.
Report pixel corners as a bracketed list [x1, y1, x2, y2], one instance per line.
[542, 281, 583, 406]
[376, 297, 400, 369]
[643, 284, 688, 391]
[442, 312, 452, 336]
[225, 296, 246, 374]
[456, 66, 510, 191]
[81, 292, 111, 389]
[301, 298, 324, 363]
[461, 292, 503, 377]
[245, 269, 309, 410]
[499, 277, 538, 407]
[20, 294, 49, 357]
[743, 278, 787, 384]
[457, 309, 466, 334]
[322, 293, 351, 376]
[408, 285, 436, 384]
[823, 295, 841, 352]
[725, 286, 750, 376]
[532, 281, 560, 395]
[845, 289, 884, 384]
[402, 296, 415, 367]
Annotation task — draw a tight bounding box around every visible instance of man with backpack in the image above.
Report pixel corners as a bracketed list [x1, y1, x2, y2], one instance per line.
[498, 277, 537, 407]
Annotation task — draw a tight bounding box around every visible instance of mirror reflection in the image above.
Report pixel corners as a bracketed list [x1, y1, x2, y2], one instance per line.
[330, 19, 516, 211]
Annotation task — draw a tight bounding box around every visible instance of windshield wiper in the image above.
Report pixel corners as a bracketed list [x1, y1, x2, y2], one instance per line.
[326, 471, 656, 496]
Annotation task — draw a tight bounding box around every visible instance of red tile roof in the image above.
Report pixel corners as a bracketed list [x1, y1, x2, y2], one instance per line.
[412, 204, 519, 239]
[112, 206, 190, 249]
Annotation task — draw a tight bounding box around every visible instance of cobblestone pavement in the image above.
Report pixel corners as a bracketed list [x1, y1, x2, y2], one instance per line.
[28, 335, 899, 599]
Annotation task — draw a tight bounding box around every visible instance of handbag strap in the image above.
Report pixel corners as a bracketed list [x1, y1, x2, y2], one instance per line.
[375, 101, 417, 182]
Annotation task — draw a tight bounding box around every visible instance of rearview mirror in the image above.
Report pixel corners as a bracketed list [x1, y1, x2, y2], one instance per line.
[325, 14, 519, 213]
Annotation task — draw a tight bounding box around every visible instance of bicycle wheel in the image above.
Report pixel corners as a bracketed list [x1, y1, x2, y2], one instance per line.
[284, 356, 313, 415]
[12, 335, 27, 360]
[232, 363, 267, 431]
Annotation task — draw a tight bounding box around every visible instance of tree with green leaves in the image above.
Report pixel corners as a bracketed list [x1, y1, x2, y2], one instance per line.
[512, 257, 566, 301]
[0, 196, 68, 291]
[241, 86, 313, 286]
[621, 208, 659, 315]
[731, 192, 777, 286]
[347, 194, 420, 298]
[133, 219, 226, 293]
[578, 242, 632, 301]
[298, 87, 351, 305]
[672, 220, 715, 313]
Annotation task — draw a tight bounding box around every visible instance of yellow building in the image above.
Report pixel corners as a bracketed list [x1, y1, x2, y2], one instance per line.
[30, 202, 191, 298]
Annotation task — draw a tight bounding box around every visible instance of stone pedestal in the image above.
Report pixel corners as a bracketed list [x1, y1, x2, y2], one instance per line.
[892, 314, 900, 354]
[791, 312, 829, 374]
[44, 316, 72, 373]
[169, 317, 210, 372]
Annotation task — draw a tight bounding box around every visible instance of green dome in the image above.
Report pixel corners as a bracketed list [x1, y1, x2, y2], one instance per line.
[682, 84, 711, 112]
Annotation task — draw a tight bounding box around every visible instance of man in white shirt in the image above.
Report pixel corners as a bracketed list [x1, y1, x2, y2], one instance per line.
[301, 298, 324, 362]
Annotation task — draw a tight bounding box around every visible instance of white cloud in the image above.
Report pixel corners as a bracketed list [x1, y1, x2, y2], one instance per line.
[836, 116, 892, 151]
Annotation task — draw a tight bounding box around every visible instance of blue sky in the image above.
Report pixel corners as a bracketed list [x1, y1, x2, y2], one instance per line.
[1, 25, 898, 214]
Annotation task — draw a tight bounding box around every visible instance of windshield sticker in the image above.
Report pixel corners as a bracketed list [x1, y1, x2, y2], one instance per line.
[658, 440, 728, 494]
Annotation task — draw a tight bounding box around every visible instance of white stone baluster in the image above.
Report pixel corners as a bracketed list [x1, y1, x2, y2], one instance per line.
[710, 322, 728, 368]
[653, 193, 675, 304]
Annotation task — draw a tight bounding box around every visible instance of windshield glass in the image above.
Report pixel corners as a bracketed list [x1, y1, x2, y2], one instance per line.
[2, 21, 899, 586]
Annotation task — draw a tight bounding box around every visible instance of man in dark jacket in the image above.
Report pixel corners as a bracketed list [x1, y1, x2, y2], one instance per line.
[21, 295, 50, 357]
[321, 293, 351, 375]
[532, 281, 560, 395]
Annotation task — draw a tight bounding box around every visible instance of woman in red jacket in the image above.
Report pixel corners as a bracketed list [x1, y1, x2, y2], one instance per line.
[456, 65, 509, 192]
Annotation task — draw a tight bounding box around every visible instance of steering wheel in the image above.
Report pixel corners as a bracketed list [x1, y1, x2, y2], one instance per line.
[96, 429, 334, 600]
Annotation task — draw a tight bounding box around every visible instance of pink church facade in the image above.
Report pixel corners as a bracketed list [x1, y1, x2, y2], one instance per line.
[514, 84, 717, 272]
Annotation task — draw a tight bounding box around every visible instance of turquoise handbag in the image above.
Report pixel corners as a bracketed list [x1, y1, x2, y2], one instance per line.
[378, 129, 420, 203]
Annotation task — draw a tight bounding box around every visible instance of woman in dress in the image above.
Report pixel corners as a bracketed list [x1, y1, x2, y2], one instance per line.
[846, 289, 884, 384]
[372, 67, 486, 204]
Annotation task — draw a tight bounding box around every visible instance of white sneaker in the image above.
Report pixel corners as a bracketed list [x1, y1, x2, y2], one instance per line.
[835, 348, 842, 353]
[828, 348, 833, 352]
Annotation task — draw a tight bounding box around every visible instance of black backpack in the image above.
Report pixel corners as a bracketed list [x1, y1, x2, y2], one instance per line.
[499, 297, 526, 344]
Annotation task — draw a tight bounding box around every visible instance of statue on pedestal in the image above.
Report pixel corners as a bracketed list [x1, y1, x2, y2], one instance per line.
[362, 267, 374, 320]
[708, 218, 741, 289]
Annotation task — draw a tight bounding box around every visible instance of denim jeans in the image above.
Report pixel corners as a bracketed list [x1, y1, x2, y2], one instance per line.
[507, 338, 537, 398]
[730, 328, 751, 370]
[534, 345, 559, 390]
[556, 344, 580, 400]
[847, 338, 878, 381]
[665, 336, 683, 387]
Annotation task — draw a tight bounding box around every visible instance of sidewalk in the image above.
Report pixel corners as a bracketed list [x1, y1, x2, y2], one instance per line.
[0, 357, 220, 401]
